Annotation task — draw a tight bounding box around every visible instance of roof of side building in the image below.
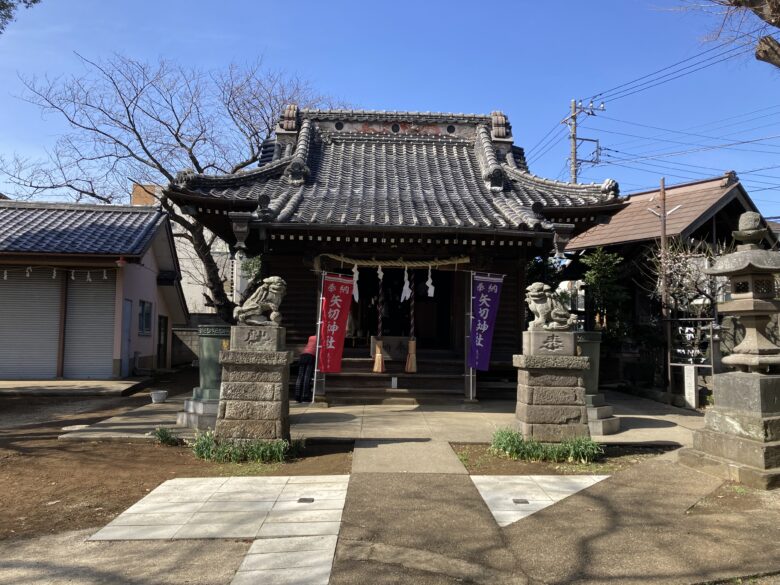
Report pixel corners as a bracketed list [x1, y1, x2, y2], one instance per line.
[566, 173, 757, 250]
[0, 200, 165, 256]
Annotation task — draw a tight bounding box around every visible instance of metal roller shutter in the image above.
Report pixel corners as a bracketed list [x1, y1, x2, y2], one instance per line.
[0, 268, 62, 379]
[63, 273, 115, 379]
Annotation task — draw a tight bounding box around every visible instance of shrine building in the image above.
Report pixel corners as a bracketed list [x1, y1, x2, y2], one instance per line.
[165, 106, 622, 403]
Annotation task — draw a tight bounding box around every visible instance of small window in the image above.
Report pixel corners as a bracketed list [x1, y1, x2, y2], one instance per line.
[447, 125, 456, 134]
[335, 121, 344, 130]
[391, 123, 400, 133]
[138, 300, 153, 336]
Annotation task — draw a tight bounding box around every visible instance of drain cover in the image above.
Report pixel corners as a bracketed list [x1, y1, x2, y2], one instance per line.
[298, 497, 315, 503]
[512, 498, 529, 505]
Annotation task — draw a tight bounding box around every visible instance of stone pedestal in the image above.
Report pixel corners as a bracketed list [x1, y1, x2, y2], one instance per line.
[679, 372, 780, 489]
[513, 351, 591, 442]
[177, 325, 230, 430]
[576, 331, 620, 435]
[214, 326, 291, 441]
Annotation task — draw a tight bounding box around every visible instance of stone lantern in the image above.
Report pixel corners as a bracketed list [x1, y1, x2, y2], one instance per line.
[678, 212, 780, 489]
[707, 212, 780, 372]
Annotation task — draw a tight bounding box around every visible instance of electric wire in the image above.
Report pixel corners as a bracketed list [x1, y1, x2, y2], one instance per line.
[584, 26, 765, 103]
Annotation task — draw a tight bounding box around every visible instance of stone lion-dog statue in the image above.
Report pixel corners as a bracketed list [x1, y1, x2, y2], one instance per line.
[234, 276, 287, 326]
[525, 282, 577, 331]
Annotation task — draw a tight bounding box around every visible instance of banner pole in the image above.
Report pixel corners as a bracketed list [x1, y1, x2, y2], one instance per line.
[311, 271, 326, 404]
[469, 270, 475, 401]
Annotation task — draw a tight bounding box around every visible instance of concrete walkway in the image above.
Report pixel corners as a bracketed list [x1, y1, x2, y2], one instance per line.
[0, 378, 150, 397]
[351, 440, 468, 474]
[59, 395, 194, 442]
[58, 390, 705, 446]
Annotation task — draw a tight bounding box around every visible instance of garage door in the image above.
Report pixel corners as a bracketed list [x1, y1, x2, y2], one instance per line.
[63, 273, 116, 379]
[0, 268, 62, 379]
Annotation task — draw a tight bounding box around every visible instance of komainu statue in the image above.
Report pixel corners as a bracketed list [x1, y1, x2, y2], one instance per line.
[525, 282, 577, 331]
[234, 276, 287, 326]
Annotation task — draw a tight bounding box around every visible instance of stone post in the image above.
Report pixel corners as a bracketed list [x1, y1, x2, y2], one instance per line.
[515, 331, 590, 441]
[215, 326, 291, 441]
[177, 325, 230, 430]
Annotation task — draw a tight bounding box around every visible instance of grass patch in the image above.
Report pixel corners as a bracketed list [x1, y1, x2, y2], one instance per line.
[190, 430, 304, 464]
[152, 427, 181, 446]
[490, 428, 604, 464]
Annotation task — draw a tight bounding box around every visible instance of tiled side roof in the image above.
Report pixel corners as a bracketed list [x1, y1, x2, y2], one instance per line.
[168, 108, 619, 233]
[566, 175, 740, 250]
[0, 201, 165, 255]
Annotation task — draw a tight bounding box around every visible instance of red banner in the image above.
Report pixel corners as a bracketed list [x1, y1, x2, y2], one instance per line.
[317, 273, 353, 373]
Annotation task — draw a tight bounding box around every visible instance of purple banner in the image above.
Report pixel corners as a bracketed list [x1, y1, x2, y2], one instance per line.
[467, 273, 504, 371]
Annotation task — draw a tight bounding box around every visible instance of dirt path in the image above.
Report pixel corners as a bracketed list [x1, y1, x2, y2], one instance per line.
[0, 370, 352, 541]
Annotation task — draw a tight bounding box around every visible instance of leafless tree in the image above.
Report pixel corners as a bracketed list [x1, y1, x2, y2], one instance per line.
[0, 54, 335, 322]
[0, 0, 40, 34]
[684, 1, 780, 69]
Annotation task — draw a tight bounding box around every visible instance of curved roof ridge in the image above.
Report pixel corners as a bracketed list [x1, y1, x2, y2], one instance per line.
[503, 165, 619, 200]
[173, 156, 292, 189]
[474, 125, 505, 192]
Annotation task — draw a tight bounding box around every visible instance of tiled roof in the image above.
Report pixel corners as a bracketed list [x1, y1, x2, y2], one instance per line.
[0, 201, 165, 256]
[566, 175, 743, 250]
[167, 107, 619, 233]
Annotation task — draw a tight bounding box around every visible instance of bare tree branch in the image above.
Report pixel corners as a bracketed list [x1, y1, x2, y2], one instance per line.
[0, 54, 333, 322]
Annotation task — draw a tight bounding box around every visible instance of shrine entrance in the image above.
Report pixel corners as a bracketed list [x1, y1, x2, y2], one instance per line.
[347, 268, 455, 351]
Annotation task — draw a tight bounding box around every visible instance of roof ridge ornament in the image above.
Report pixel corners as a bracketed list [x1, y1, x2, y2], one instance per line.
[600, 178, 619, 198]
[475, 125, 505, 192]
[280, 104, 299, 131]
[490, 111, 510, 139]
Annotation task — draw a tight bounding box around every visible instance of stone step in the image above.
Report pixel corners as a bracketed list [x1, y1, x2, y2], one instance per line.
[176, 410, 216, 430]
[183, 399, 219, 416]
[693, 429, 780, 470]
[589, 416, 621, 436]
[585, 393, 606, 407]
[325, 394, 464, 406]
[587, 405, 614, 420]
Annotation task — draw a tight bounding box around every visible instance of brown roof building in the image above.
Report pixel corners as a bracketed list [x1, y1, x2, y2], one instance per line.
[567, 173, 770, 251]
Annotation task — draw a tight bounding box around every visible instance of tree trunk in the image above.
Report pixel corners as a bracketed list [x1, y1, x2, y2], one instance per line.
[756, 35, 780, 69]
[190, 223, 236, 323]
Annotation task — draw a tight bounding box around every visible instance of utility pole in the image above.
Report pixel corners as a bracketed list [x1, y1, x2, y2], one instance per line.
[659, 177, 673, 403]
[564, 99, 605, 183]
[569, 99, 578, 183]
[646, 177, 674, 402]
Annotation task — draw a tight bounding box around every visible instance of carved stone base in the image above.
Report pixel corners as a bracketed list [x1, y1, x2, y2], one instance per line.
[679, 372, 780, 490]
[513, 354, 590, 442]
[522, 331, 576, 357]
[215, 326, 291, 442]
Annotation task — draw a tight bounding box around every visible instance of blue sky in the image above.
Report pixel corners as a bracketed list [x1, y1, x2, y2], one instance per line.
[1, 0, 778, 216]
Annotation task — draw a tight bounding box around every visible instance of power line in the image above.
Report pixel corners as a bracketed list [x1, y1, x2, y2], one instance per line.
[526, 128, 568, 165]
[597, 44, 755, 103]
[585, 26, 764, 103]
[583, 125, 780, 155]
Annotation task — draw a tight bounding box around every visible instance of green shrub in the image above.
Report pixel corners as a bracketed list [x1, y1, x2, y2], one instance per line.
[190, 430, 304, 464]
[153, 427, 180, 446]
[490, 428, 603, 464]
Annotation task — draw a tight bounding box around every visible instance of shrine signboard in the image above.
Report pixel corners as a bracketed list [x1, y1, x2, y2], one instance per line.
[467, 273, 504, 371]
[317, 273, 354, 373]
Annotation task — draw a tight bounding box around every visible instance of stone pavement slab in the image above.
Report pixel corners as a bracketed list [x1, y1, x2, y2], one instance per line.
[351, 439, 468, 474]
[90, 475, 349, 541]
[471, 475, 609, 526]
[0, 528, 248, 585]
